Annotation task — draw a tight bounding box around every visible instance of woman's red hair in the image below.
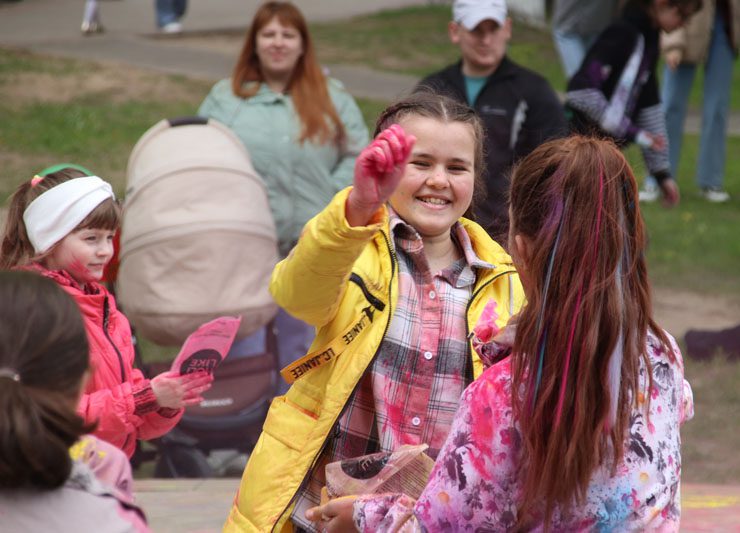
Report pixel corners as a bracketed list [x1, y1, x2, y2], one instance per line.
[231, 1, 345, 145]
[508, 135, 675, 528]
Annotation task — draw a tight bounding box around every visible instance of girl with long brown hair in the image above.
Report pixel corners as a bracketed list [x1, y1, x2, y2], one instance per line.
[310, 135, 694, 531]
[198, 1, 369, 390]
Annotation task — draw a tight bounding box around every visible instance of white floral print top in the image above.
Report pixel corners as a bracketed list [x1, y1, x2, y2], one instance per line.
[354, 329, 694, 532]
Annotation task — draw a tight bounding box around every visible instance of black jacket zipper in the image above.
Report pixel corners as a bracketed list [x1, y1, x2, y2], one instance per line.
[271, 230, 397, 531]
[103, 296, 132, 452]
[103, 295, 127, 383]
[349, 273, 386, 312]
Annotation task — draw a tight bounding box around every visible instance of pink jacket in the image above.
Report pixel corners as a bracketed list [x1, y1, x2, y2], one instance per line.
[28, 264, 183, 457]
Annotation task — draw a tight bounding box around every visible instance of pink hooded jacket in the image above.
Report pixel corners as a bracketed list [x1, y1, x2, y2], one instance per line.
[28, 264, 183, 457]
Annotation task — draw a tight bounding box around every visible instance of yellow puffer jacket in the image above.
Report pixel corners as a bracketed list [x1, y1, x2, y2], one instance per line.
[223, 188, 525, 532]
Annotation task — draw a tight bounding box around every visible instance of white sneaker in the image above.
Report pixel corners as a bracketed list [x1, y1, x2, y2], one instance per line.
[161, 21, 182, 34]
[700, 187, 730, 203]
[638, 183, 659, 203]
[81, 20, 105, 35]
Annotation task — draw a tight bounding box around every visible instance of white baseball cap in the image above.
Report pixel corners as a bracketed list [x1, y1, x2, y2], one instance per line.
[453, 0, 508, 30]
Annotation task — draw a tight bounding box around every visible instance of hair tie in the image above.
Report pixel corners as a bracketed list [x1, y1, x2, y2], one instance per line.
[30, 175, 44, 187]
[0, 367, 21, 382]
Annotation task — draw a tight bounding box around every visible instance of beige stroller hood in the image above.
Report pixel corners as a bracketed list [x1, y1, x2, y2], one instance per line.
[117, 117, 278, 346]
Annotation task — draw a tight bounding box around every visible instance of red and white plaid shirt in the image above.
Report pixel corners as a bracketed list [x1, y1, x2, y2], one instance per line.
[291, 211, 494, 529]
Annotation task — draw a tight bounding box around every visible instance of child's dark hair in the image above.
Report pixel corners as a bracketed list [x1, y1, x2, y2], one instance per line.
[0, 167, 121, 269]
[507, 135, 675, 528]
[0, 271, 94, 489]
[375, 91, 487, 218]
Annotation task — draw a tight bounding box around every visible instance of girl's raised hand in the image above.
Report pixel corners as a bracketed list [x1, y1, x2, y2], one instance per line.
[151, 371, 214, 409]
[346, 124, 415, 227]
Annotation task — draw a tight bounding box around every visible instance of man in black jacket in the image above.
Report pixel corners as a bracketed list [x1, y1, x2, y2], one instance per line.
[418, 0, 566, 243]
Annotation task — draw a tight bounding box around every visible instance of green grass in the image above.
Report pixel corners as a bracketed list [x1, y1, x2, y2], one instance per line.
[355, 97, 389, 133]
[0, 99, 199, 197]
[0, 47, 84, 76]
[0, 49, 213, 200]
[311, 5, 457, 78]
[622, 137, 740, 295]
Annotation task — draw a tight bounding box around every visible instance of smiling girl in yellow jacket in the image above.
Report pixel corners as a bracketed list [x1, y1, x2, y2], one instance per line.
[224, 92, 524, 532]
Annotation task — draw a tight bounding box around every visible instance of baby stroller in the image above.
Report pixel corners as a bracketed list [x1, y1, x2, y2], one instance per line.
[117, 116, 281, 477]
[142, 328, 280, 477]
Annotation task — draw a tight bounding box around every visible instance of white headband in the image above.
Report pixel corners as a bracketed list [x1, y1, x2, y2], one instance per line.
[23, 176, 115, 254]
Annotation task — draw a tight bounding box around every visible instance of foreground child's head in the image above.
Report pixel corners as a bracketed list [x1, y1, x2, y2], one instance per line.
[0, 271, 93, 489]
[509, 136, 652, 355]
[508, 135, 647, 294]
[374, 92, 485, 233]
[0, 167, 120, 284]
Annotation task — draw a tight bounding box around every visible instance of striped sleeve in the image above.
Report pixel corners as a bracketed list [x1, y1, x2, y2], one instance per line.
[635, 103, 670, 178]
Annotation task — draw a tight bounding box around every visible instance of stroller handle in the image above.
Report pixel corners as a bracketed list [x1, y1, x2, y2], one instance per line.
[168, 116, 209, 128]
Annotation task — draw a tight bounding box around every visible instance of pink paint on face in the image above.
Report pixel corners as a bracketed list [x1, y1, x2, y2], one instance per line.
[43, 227, 115, 286]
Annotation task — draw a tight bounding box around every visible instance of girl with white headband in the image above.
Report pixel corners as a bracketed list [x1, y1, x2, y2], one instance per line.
[0, 166, 214, 459]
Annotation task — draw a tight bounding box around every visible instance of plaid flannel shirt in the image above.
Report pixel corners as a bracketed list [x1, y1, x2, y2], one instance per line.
[291, 211, 494, 530]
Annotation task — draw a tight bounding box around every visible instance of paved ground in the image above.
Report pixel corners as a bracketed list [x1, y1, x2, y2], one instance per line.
[135, 478, 740, 532]
[0, 0, 420, 101]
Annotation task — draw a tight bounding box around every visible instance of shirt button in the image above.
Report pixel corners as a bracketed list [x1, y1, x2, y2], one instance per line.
[429, 290, 436, 299]
[411, 416, 421, 426]
[424, 351, 433, 360]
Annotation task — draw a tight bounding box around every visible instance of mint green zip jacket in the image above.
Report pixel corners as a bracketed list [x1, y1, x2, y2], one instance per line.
[198, 79, 370, 257]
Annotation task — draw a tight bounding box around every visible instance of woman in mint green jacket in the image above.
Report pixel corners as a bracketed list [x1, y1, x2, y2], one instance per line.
[197, 1, 369, 389]
[198, 2, 369, 258]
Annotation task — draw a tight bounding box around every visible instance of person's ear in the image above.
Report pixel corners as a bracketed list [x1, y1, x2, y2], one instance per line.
[513, 234, 533, 269]
[448, 20, 462, 44]
[503, 17, 513, 42]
